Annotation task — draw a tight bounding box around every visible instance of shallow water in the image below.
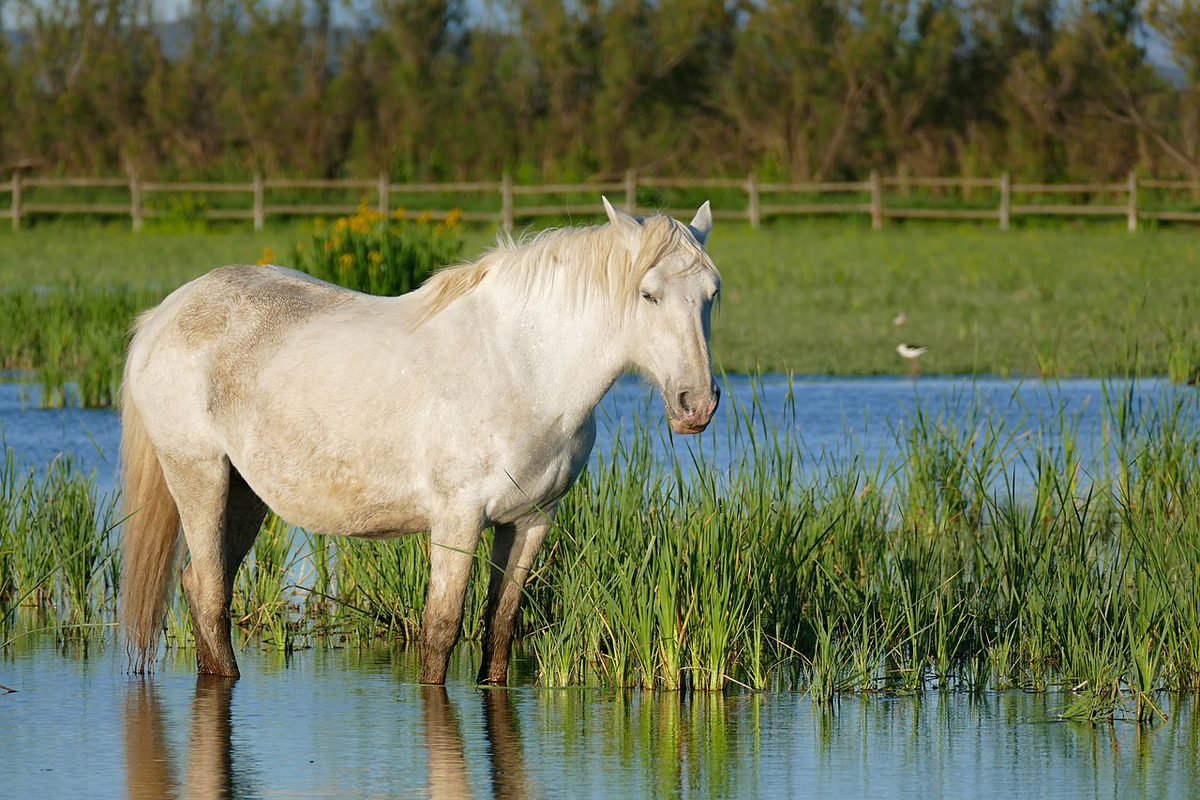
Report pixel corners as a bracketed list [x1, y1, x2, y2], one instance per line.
[5, 375, 1200, 798]
[3, 637, 1197, 799]
[3, 373, 1195, 493]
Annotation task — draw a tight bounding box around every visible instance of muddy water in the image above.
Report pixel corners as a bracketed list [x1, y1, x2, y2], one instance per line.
[3, 638, 1197, 799]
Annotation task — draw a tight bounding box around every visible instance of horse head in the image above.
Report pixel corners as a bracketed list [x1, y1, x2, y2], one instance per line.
[603, 197, 721, 435]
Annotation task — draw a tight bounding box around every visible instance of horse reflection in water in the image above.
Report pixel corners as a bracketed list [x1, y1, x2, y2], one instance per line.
[124, 676, 239, 799]
[123, 680, 530, 799]
[422, 687, 532, 800]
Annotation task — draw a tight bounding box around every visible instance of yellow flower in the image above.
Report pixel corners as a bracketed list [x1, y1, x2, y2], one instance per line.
[368, 251, 384, 265]
[315, 217, 325, 228]
[339, 253, 355, 268]
[393, 207, 407, 220]
[255, 247, 275, 266]
[446, 208, 463, 226]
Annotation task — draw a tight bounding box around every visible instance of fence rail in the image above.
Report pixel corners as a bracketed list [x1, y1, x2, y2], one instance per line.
[3, 170, 1199, 232]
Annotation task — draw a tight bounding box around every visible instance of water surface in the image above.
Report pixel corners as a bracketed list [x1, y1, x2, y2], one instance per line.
[3, 374, 1194, 492]
[5, 375, 1200, 798]
[3, 638, 1196, 799]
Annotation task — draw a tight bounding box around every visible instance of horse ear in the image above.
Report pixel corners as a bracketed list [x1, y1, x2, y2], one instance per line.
[602, 196, 641, 238]
[689, 201, 713, 246]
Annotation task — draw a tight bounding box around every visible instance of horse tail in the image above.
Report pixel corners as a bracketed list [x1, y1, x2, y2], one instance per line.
[119, 312, 182, 674]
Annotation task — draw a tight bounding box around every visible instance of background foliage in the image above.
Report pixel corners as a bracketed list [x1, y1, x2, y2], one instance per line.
[290, 205, 464, 296]
[0, 0, 1198, 183]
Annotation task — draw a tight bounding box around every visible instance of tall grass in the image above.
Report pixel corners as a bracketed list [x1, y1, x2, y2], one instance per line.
[0, 284, 166, 407]
[3, 379, 1200, 721]
[0, 451, 121, 645]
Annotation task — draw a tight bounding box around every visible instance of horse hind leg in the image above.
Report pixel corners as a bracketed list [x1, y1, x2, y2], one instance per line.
[218, 465, 268, 631]
[174, 457, 264, 677]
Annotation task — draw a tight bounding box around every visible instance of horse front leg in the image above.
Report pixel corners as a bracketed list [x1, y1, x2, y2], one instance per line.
[479, 510, 553, 685]
[419, 522, 483, 685]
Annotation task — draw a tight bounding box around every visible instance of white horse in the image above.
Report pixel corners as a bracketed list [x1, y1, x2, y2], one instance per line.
[120, 198, 721, 684]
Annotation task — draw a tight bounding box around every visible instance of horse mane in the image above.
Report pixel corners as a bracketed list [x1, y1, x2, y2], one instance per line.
[415, 214, 711, 324]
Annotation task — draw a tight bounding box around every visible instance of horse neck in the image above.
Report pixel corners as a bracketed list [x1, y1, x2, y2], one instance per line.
[486, 276, 631, 420]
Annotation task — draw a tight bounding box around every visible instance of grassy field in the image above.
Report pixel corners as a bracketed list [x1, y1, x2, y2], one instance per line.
[706, 220, 1200, 378]
[1, 218, 1198, 386]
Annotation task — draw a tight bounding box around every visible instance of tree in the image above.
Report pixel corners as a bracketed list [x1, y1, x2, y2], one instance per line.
[722, 0, 865, 180]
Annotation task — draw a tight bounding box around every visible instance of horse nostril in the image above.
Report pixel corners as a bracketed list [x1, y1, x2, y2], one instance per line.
[678, 391, 690, 410]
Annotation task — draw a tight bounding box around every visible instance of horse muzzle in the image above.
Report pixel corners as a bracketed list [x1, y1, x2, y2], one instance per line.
[666, 384, 720, 435]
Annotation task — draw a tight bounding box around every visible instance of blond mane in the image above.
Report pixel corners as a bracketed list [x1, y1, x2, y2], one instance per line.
[415, 214, 714, 324]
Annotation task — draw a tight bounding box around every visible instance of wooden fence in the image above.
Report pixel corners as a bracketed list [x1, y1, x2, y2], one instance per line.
[2, 170, 1199, 232]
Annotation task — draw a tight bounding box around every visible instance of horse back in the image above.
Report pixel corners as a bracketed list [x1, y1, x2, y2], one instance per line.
[129, 265, 361, 418]
[163, 265, 354, 348]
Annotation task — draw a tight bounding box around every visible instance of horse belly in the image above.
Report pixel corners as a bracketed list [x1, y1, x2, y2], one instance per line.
[234, 452, 432, 539]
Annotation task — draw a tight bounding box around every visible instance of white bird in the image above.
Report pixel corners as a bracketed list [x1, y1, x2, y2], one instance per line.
[893, 311, 907, 328]
[896, 343, 928, 375]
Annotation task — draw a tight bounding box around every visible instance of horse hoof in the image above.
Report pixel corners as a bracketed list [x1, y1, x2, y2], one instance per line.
[477, 672, 509, 686]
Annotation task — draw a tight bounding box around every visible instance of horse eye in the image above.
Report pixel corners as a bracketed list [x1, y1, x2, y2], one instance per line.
[641, 291, 659, 305]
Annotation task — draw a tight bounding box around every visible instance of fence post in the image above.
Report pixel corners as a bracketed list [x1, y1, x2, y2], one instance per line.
[869, 170, 882, 230]
[501, 172, 514, 233]
[1127, 171, 1138, 232]
[625, 169, 637, 216]
[253, 173, 265, 231]
[130, 173, 143, 231]
[999, 172, 1011, 232]
[10, 172, 20, 231]
[378, 172, 390, 216]
[747, 172, 760, 228]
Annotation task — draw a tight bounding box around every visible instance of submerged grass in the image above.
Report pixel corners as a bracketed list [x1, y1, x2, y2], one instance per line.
[3, 380, 1200, 722]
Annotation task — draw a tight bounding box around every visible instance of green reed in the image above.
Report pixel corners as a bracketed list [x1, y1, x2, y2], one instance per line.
[0, 284, 166, 408]
[0, 450, 120, 644]
[5, 380, 1200, 721]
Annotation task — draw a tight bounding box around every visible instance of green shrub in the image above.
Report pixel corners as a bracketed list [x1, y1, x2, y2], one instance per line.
[289, 204, 464, 296]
